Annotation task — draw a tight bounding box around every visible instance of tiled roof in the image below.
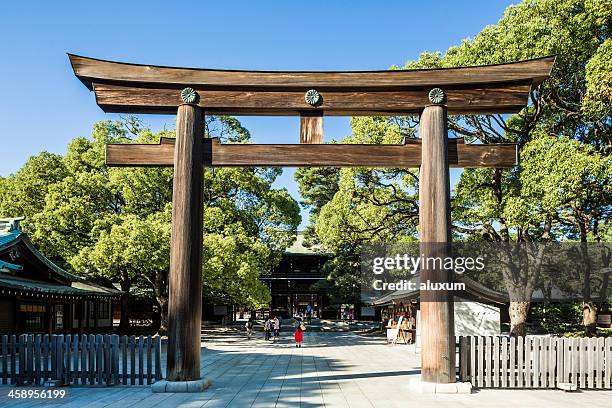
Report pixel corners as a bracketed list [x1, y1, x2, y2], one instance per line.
[0, 274, 117, 296]
[0, 231, 20, 249]
[284, 232, 327, 255]
[0, 259, 23, 271]
[0, 231, 82, 282]
[0, 227, 121, 296]
[19, 234, 83, 282]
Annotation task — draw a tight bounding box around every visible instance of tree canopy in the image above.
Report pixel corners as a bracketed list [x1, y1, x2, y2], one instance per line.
[296, 0, 612, 334]
[0, 116, 300, 333]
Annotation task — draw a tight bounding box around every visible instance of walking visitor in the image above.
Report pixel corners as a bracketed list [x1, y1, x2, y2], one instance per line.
[295, 320, 305, 347]
[264, 316, 271, 341]
[272, 315, 280, 342]
[245, 316, 254, 339]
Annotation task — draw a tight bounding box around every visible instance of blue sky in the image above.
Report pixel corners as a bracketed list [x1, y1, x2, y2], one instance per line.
[0, 1, 515, 228]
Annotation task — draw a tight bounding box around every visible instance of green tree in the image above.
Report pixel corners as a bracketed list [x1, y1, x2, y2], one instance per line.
[1, 116, 300, 333]
[0, 152, 68, 254]
[296, 117, 419, 304]
[297, 0, 612, 336]
[446, 0, 611, 335]
[71, 213, 170, 333]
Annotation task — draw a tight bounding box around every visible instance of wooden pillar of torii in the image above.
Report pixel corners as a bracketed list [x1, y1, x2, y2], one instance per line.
[69, 54, 554, 384]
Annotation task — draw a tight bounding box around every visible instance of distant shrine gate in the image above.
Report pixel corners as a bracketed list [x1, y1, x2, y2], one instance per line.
[70, 54, 554, 384]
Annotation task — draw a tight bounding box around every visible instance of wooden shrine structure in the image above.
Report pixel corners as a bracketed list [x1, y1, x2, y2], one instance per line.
[69, 54, 554, 384]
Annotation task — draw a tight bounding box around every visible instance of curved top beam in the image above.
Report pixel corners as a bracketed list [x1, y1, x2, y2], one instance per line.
[70, 54, 555, 90]
[69, 54, 555, 116]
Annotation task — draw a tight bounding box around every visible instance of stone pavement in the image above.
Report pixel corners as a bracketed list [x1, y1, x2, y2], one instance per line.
[0, 328, 611, 407]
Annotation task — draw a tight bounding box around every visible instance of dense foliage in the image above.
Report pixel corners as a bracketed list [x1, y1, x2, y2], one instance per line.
[296, 0, 612, 335]
[0, 117, 300, 334]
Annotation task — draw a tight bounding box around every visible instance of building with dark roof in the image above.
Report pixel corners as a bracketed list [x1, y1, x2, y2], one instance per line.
[0, 217, 121, 334]
[260, 233, 332, 319]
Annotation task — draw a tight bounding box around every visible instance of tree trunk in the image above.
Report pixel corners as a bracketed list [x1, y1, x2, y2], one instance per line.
[156, 268, 168, 336]
[119, 277, 131, 333]
[157, 297, 169, 336]
[577, 220, 597, 337]
[151, 306, 161, 331]
[583, 302, 597, 337]
[509, 301, 529, 337]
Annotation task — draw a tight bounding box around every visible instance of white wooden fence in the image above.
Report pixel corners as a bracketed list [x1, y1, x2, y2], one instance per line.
[458, 336, 612, 389]
[0, 334, 163, 386]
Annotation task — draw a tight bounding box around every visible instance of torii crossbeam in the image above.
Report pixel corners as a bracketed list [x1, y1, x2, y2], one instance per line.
[70, 54, 554, 387]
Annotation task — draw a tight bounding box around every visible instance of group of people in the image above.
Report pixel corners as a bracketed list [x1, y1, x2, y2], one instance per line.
[263, 315, 281, 342]
[386, 315, 414, 330]
[245, 314, 305, 347]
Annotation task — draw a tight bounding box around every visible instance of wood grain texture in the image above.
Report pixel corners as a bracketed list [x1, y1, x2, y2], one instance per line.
[105, 138, 518, 168]
[166, 104, 204, 382]
[92, 82, 532, 115]
[70, 54, 555, 89]
[418, 105, 455, 384]
[300, 113, 323, 144]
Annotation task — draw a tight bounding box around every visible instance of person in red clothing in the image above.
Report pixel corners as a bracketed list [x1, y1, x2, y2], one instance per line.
[294, 322, 304, 347]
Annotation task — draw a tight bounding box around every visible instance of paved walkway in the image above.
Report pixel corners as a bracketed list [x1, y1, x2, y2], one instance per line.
[1, 329, 611, 407]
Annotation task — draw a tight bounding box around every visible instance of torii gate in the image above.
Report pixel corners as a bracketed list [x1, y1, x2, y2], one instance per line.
[70, 54, 554, 387]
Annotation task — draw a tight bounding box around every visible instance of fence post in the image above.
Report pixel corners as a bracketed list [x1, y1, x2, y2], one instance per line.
[64, 334, 71, 385]
[146, 336, 152, 384]
[493, 336, 500, 387]
[484, 336, 492, 387]
[57, 335, 64, 384]
[34, 334, 41, 385]
[587, 337, 595, 389]
[469, 336, 476, 387]
[605, 337, 611, 389]
[26, 334, 34, 385]
[571, 338, 578, 386]
[564, 338, 571, 384]
[154, 335, 162, 381]
[95, 334, 103, 385]
[533, 337, 540, 388]
[501, 337, 508, 388]
[138, 336, 144, 385]
[477, 336, 484, 388]
[112, 335, 119, 385]
[121, 335, 128, 385]
[596, 337, 604, 389]
[517, 337, 524, 388]
[509, 336, 516, 388]
[1, 335, 7, 385]
[50, 335, 56, 381]
[72, 335, 79, 385]
[130, 335, 136, 385]
[42, 334, 49, 382]
[556, 338, 564, 387]
[87, 335, 94, 385]
[80, 335, 87, 385]
[579, 337, 587, 388]
[17, 334, 26, 386]
[540, 337, 547, 388]
[104, 335, 111, 385]
[458, 337, 466, 382]
[10, 335, 16, 385]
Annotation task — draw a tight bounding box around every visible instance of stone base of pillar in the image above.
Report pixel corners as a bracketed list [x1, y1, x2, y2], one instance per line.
[407, 376, 472, 394]
[151, 378, 212, 393]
